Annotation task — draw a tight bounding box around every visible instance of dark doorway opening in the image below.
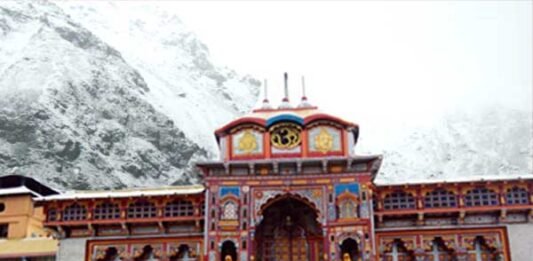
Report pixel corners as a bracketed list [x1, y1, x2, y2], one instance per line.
[255, 196, 323, 261]
[340, 238, 359, 261]
[221, 240, 237, 261]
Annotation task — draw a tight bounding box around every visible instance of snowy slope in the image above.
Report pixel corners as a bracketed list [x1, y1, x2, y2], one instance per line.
[370, 105, 533, 183]
[0, 0, 259, 189]
[0, 1, 529, 190]
[57, 1, 260, 153]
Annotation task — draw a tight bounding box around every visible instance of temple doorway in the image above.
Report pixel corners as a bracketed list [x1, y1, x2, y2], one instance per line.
[221, 241, 237, 261]
[340, 238, 359, 261]
[255, 196, 323, 261]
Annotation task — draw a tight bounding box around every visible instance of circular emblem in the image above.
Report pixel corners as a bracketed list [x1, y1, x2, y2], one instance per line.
[270, 123, 301, 149]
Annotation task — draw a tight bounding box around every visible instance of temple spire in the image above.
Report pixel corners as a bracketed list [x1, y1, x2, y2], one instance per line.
[261, 79, 272, 109]
[279, 72, 292, 109]
[298, 75, 312, 108]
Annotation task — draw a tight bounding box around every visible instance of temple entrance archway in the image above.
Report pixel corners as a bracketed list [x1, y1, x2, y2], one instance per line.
[340, 238, 359, 261]
[221, 241, 237, 261]
[255, 195, 324, 261]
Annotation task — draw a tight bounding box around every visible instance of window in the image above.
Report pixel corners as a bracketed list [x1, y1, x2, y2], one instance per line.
[505, 187, 529, 205]
[221, 201, 238, 220]
[127, 200, 156, 219]
[0, 224, 7, 238]
[47, 208, 58, 222]
[94, 202, 121, 220]
[0, 202, 5, 213]
[165, 200, 194, 217]
[464, 187, 499, 207]
[383, 191, 416, 210]
[63, 203, 87, 221]
[424, 189, 457, 208]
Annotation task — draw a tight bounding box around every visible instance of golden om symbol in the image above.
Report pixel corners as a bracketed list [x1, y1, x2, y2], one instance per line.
[314, 127, 333, 153]
[237, 129, 258, 153]
[270, 124, 301, 149]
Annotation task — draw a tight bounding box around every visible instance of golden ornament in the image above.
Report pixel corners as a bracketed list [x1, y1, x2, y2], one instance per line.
[314, 127, 333, 153]
[270, 123, 301, 149]
[237, 130, 258, 154]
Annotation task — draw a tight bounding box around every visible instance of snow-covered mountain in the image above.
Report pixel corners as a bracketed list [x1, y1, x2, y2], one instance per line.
[372, 105, 532, 184]
[0, 1, 530, 190]
[56, 1, 260, 153]
[0, 0, 259, 189]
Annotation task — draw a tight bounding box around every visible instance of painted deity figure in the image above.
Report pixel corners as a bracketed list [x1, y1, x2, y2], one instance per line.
[343, 253, 352, 261]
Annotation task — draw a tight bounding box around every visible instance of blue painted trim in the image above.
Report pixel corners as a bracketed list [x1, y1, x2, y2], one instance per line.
[334, 183, 359, 195]
[266, 114, 304, 127]
[220, 186, 240, 197]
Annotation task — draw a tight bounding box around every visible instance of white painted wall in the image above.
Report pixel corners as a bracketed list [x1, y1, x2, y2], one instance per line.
[57, 238, 87, 261]
[507, 223, 533, 261]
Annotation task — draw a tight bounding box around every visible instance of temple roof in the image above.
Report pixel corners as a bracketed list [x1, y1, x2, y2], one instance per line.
[215, 107, 358, 138]
[0, 175, 59, 197]
[374, 173, 533, 187]
[37, 184, 205, 201]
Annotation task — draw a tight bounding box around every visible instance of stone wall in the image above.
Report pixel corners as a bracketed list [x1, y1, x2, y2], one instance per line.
[507, 223, 533, 261]
[57, 238, 87, 261]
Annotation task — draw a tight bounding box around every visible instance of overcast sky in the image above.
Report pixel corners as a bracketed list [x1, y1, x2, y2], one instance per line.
[166, 1, 531, 132]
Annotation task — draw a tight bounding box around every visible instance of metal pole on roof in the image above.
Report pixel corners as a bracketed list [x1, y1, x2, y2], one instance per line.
[283, 72, 289, 102]
[301, 76, 307, 100]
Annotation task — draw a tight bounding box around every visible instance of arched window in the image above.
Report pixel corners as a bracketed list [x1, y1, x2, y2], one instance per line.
[165, 200, 194, 217]
[127, 200, 156, 219]
[505, 187, 529, 205]
[467, 236, 496, 261]
[427, 237, 453, 261]
[383, 191, 415, 210]
[464, 187, 499, 207]
[384, 239, 413, 261]
[47, 208, 58, 222]
[63, 203, 87, 221]
[94, 202, 121, 220]
[338, 199, 358, 218]
[424, 189, 457, 208]
[221, 201, 238, 220]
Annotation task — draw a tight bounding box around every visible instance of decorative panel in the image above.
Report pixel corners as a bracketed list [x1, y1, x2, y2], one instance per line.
[270, 122, 302, 155]
[220, 187, 240, 198]
[335, 183, 360, 196]
[308, 126, 342, 154]
[232, 129, 263, 156]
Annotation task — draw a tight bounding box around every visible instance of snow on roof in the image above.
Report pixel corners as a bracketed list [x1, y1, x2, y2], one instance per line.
[38, 184, 205, 201]
[0, 186, 41, 197]
[375, 173, 533, 186]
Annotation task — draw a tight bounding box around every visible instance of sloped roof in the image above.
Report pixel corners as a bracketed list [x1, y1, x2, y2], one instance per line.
[38, 184, 205, 201]
[215, 107, 358, 137]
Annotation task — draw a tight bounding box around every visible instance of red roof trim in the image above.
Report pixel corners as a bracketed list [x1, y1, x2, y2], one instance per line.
[304, 113, 357, 127]
[215, 113, 357, 137]
[215, 117, 267, 136]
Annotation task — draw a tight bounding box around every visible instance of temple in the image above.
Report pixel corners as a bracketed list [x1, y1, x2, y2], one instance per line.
[1, 78, 532, 261]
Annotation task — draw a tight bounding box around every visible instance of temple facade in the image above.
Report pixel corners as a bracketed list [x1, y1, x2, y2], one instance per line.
[2, 88, 532, 261]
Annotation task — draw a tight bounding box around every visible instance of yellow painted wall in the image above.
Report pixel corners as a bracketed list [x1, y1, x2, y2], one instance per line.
[0, 194, 47, 239]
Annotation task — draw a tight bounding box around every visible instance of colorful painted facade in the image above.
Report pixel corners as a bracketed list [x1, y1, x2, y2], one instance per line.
[12, 98, 532, 261]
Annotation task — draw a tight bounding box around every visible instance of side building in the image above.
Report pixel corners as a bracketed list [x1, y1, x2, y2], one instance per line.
[37, 185, 205, 260]
[0, 175, 59, 260]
